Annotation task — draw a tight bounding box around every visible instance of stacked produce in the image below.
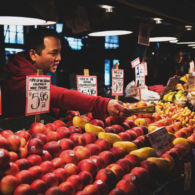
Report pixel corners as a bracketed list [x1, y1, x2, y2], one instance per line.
[0, 101, 194, 194]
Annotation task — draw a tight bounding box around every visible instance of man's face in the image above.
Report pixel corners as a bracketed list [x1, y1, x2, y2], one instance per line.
[34, 36, 61, 74]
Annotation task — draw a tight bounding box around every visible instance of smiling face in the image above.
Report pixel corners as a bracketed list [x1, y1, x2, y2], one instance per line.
[30, 36, 61, 74]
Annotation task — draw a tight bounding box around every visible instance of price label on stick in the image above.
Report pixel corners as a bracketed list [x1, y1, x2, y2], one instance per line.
[26, 76, 51, 116]
[148, 127, 171, 156]
[77, 75, 97, 96]
[131, 57, 140, 68]
[0, 87, 2, 115]
[135, 64, 145, 88]
[112, 69, 124, 96]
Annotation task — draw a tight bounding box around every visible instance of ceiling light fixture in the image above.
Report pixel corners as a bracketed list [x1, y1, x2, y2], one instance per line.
[149, 37, 177, 42]
[169, 39, 178, 43]
[88, 30, 133, 37]
[99, 5, 114, 13]
[185, 25, 192, 31]
[177, 41, 195, 44]
[188, 44, 195, 47]
[152, 18, 163, 24]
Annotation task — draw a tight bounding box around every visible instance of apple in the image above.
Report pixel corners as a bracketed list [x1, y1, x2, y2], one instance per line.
[56, 126, 71, 138]
[105, 126, 115, 133]
[52, 157, 64, 169]
[109, 188, 126, 195]
[53, 168, 67, 182]
[59, 138, 74, 150]
[65, 110, 80, 121]
[42, 150, 53, 161]
[70, 133, 85, 146]
[0, 135, 10, 149]
[107, 163, 125, 180]
[78, 159, 97, 176]
[9, 151, 18, 162]
[45, 186, 63, 195]
[43, 141, 62, 156]
[27, 138, 43, 154]
[95, 168, 117, 187]
[131, 127, 144, 136]
[29, 122, 46, 134]
[118, 132, 132, 141]
[59, 150, 78, 164]
[105, 116, 118, 126]
[111, 124, 125, 134]
[116, 158, 133, 173]
[134, 118, 148, 127]
[82, 132, 96, 144]
[140, 160, 159, 178]
[45, 123, 57, 131]
[15, 158, 31, 170]
[175, 130, 187, 138]
[68, 126, 83, 134]
[53, 119, 66, 128]
[31, 133, 47, 145]
[82, 184, 99, 195]
[16, 130, 31, 141]
[123, 119, 136, 128]
[88, 112, 94, 120]
[94, 139, 112, 151]
[125, 130, 138, 140]
[89, 155, 106, 170]
[16, 170, 33, 184]
[19, 146, 28, 158]
[31, 179, 47, 194]
[73, 145, 91, 161]
[110, 147, 126, 160]
[63, 163, 79, 177]
[90, 119, 104, 128]
[79, 171, 93, 186]
[0, 175, 18, 195]
[8, 135, 21, 151]
[14, 184, 35, 195]
[44, 131, 59, 142]
[0, 148, 10, 168]
[27, 154, 42, 166]
[98, 151, 115, 166]
[116, 179, 137, 194]
[124, 154, 141, 167]
[40, 161, 54, 174]
[41, 172, 59, 187]
[86, 144, 101, 155]
[5, 162, 19, 175]
[28, 165, 43, 179]
[59, 181, 75, 195]
[66, 175, 83, 191]
[187, 133, 195, 145]
[1, 129, 14, 138]
[20, 137, 27, 148]
[93, 179, 109, 195]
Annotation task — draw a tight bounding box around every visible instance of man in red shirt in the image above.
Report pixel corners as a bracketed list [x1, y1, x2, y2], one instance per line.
[1, 28, 130, 119]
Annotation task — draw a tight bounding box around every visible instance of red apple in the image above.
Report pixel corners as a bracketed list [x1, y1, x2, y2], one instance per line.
[69, 126, 83, 134]
[88, 112, 94, 120]
[82, 184, 99, 195]
[59, 181, 75, 195]
[124, 154, 141, 167]
[59, 138, 74, 150]
[5, 162, 19, 175]
[29, 122, 46, 134]
[44, 131, 59, 142]
[73, 145, 91, 161]
[0, 148, 10, 168]
[125, 130, 138, 140]
[131, 127, 144, 136]
[0, 175, 18, 195]
[98, 151, 115, 166]
[86, 144, 101, 155]
[65, 110, 80, 121]
[45, 123, 57, 131]
[19, 146, 28, 158]
[89, 155, 106, 170]
[59, 150, 78, 164]
[31, 133, 47, 145]
[40, 161, 54, 174]
[1, 130, 14, 138]
[70, 133, 85, 146]
[0, 135, 10, 149]
[79, 171, 93, 186]
[9, 151, 18, 162]
[94, 139, 112, 151]
[116, 158, 133, 173]
[123, 119, 136, 128]
[63, 163, 79, 177]
[52, 157, 64, 169]
[27, 154, 42, 166]
[56, 126, 71, 138]
[118, 132, 131, 141]
[8, 135, 21, 151]
[41, 172, 59, 187]
[93, 179, 109, 195]
[90, 119, 104, 128]
[14, 184, 34, 195]
[110, 147, 126, 160]
[16, 170, 33, 184]
[53, 120, 66, 128]
[43, 141, 62, 156]
[28, 165, 43, 179]
[107, 163, 125, 180]
[53, 168, 67, 182]
[105, 116, 118, 126]
[111, 124, 125, 134]
[105, 126, 115, 133]
[15, 158, 31, 170]
[45, 186, 63, 195]
[31, 179, 47, 194]
[27, 138, 43, 154]
[109, 188, 126, 195]
[116, 179, 137, 194]
[66, 175, 83, 191]
[41, 150, 53, 161]
[82, 132, 96, 144]
[78, 159, 97, 176]
[16, 130, 31, 141]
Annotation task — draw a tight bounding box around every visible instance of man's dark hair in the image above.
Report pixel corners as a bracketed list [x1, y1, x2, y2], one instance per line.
[25, 27, 60, 55]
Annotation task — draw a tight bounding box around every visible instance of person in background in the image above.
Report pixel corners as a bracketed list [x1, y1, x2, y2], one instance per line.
[1, 28, 130, 119]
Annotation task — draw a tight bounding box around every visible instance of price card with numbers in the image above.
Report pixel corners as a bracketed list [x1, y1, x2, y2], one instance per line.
[112, 69, 124, 96]
[131, 57, 140, 68]
[0, 87, 2, 115]
[148, 127, 171, 156]
[135, 63, 145, 88]
[26, 76, 51, 116]
[142, 62, 148, 76]
[77, 75, 97, 96]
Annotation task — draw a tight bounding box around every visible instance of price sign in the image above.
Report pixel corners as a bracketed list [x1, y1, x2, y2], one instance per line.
[131, 57, 140, 68]
[148, 127, 171, 156]
[77, 75, 97, 96]
[0, 87, 2, 115]
[26, 76, 51, 116]
[142, 62, 148, 76]
[135, 63, 145, 88]
[112, 69, 124, 96]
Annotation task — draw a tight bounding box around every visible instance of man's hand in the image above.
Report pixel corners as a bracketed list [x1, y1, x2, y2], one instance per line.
[107, 99, 131, 118]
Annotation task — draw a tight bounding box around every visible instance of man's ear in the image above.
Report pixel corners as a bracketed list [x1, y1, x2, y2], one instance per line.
[29, 49, 37, 62]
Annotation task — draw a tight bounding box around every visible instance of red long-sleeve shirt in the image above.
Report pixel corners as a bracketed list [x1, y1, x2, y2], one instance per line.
[1, 52, 110, 119]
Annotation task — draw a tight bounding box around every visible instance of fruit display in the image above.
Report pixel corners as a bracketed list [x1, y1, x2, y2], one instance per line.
[0, 102, 194, 195]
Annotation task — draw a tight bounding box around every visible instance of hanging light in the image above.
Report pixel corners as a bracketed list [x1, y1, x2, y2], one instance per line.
[88, 30, 132, 37]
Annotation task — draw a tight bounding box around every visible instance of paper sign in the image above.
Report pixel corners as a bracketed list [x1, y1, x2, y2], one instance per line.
[26, 76, 51, 116]
[0, 87, 2, 115]
[135, 64, 145, 88]
[131, 57, 140, 68]
[112, 69, 124, 96]
[138, 23, 151, 46]
[77, 75, 97, 96]
[148, 127, 171, 156]
[142, 62, 148, 76]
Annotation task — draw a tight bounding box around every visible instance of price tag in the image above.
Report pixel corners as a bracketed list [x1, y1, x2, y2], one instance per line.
[148, 127, 171, 156]
[135, 64, 145, 88]
[142, 62, 148, 76]
[0, 87, 2, 115]
[77, 75, 97, 96]
[131, 57, 140, 68]
[184, 162, 192, 191]
[112, 69, 124, 96]
[26, 76, 51, 116]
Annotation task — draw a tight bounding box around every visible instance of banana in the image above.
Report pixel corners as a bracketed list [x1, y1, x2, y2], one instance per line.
[85, 123, 105, 136]
[113, 141, 137, 153]
[73, 116, 89, 129]
[98, 132, 121, 144]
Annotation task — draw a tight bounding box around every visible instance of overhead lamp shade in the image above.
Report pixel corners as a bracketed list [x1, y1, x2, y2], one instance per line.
[0, 0, 49, 25]
[177, 30, 195, 44]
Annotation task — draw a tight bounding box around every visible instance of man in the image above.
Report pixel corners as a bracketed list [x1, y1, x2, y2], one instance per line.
[1, 28, 130, 119]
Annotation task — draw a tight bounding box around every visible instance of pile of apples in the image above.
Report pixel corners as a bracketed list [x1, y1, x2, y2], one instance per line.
[0, 106, 194, 195]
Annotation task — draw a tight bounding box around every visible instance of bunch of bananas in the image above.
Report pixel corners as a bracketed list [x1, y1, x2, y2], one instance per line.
[163, 90, 187, 102]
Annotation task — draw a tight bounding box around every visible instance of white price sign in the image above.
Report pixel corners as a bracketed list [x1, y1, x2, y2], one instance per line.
[77, 75, 97, 96]
[26, 76, 51, 116]
[148, 127, 171, 156]
[135, 64, 145, 88]
[131, 57, 140, 68]
[112, 69, 124, 96]
[0, 87, 2, 115]
[142, 62, 148, 76]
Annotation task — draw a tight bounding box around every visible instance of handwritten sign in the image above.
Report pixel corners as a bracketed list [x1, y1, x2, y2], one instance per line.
[0, 87, 2, 115]
[148, 127, 171, 156]
[135, 63, 145, 88]
[131, 57, 140, 68]
[112, 69, 124, 96]
[26, 76, 51, 116]
[77, 75, 97, 96]
[142, 62, 148, 76]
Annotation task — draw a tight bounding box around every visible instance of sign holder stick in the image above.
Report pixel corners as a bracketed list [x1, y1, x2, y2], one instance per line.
[115, 62, 119, 101]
